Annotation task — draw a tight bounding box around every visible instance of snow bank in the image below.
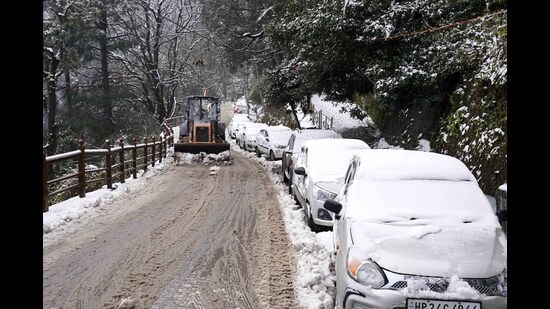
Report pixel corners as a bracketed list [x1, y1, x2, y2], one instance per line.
[43, 149, 175, 235]
[229, 140, 335, 308]
[311, 94, 375, 132]
[173, 150, 232, 165]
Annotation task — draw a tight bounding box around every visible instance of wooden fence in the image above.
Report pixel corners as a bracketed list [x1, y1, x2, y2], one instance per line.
[43, 129, 174, 213]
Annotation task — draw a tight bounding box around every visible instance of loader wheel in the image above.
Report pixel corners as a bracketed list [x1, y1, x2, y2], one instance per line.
[256, 147, 261, 158]
[269, 150, 275, 161]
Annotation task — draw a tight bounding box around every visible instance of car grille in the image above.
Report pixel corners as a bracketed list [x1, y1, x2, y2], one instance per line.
[389, 279, 499, 296]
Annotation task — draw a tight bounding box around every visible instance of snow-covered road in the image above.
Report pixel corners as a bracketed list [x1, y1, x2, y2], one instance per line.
[43, 152, 297, 308]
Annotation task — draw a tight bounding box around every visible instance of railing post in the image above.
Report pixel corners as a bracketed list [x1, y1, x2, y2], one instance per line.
[119, 139, 125, 183]
[143, 137, 148, 171]
[132, 138, 137, 179]
[105, 140, 113, 189]
[43, 152, 48, 212]
[319, 110, 323, 129]
[78, 140, 86, 198]
[151, 136, 156, 167]
[158, 134, 163, 163]
[163, 134, 167, 157]
[330, 117, 333, 129]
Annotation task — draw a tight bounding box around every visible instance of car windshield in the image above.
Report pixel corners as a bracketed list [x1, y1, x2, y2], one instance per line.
[346, 179, 498, 226]
[308, 148, 364, 181]
[269, 131, 293, 144]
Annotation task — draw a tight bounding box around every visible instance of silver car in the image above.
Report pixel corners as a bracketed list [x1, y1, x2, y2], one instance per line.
[255, 125, 293, 160]
[291, 138, 370, 231]
[324, 149, 507, 309]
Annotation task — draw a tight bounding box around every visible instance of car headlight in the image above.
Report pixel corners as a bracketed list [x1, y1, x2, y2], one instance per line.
[497, 268, 507, 296]
[347, 247, 387, 288]
[314, 185, 336, 201]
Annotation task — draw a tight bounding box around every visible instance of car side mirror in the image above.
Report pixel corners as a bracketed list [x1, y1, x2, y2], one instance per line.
[294, 167, 306, 176]
[324, 199, 342, 216]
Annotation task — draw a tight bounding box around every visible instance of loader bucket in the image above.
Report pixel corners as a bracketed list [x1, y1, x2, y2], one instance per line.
[174, 143, 230, 154]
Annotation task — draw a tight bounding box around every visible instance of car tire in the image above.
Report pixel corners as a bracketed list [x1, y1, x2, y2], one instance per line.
[243, 143, 247, 151]
[283, 170, 289, 183]
[269, 150, 275, 161]
[256, 147, 261, 158]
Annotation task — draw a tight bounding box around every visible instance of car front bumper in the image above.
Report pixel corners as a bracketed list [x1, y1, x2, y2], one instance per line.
[341, 284, 506, 309]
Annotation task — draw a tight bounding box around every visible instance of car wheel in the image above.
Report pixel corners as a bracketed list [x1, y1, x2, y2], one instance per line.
[243, 143, 247, 150]
[256, 147, 261, 158]
[269, 150, 275, 161]
[283, 170, 289, 183]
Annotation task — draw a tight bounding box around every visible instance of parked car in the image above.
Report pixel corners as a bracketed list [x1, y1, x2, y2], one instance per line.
[255, 125, 293, 160]
[282, 129, 341, 189]
[495, 183, 507, 233]
[323, 149, 507, 309]
[242, 123, 273, 152]
[233, 122, 250, 146]
[236, 122, 267, 150]
[227, 114, 250, 139]
[291, 139, 370, 231]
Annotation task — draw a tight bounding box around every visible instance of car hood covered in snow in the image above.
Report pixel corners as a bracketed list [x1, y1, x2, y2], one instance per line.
[350, 220, 507, 278]
[345, 178, 506, 278]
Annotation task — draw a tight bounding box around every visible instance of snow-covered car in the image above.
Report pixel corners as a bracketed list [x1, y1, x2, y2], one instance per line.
[255, 125, 293, 160]
[282, 129, 341, 189]
[323, 149, 507, 309]
[291, 139, 370, 231]
[236, 122, 267, 150]
[227, 114, 251, 139]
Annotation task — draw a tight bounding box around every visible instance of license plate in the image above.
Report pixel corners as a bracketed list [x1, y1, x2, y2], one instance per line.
[406, 298, 481, 309]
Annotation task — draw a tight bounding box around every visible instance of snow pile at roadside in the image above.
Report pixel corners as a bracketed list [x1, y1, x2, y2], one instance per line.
[311, 94, 375, 131]
[43, 149, 175, 235]
[230, 141, 335, 308]
[173, 150, 232, 165]
[374, 137, 402, 150]
[416, 139, 431, 152]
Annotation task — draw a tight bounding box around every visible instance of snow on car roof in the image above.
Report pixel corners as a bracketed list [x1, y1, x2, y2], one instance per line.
[354, 149, 476, 182]
[305, 139, 370, 182]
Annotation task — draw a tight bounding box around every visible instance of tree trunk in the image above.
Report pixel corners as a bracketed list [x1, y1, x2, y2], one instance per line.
[64, 69, 72, 113]
[98, 4, 114, 126]
[47, 58, 60, 156]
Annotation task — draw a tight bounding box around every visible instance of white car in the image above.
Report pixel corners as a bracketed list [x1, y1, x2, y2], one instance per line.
[240, 123, 268, 152]
[255, 125, 293, 160]
[227, 114, 250, 139]
[323, 149, 507, 309]
[236, 122, 267, 150]
[291, 138, 370, 231]
[281, 129, 342, 189]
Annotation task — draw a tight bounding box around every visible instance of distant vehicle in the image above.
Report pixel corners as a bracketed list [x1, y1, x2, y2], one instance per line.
[255, 125, 293, 160]
[227, 114, 251, 139]
[323, 150, 507, 309]
[174, 96, 229, 154]
[496, 183, 507, 233]
[281, 129, 341, 191]
[291, 139, 370, 231]
[236, 122, 267, 150]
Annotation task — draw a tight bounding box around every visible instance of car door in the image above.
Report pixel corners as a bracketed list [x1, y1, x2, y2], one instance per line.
[256, 130, 266, 151]
[333, 160, 357, 254]
[260, 130, 270, 152]
[294, 147, 308, 201]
